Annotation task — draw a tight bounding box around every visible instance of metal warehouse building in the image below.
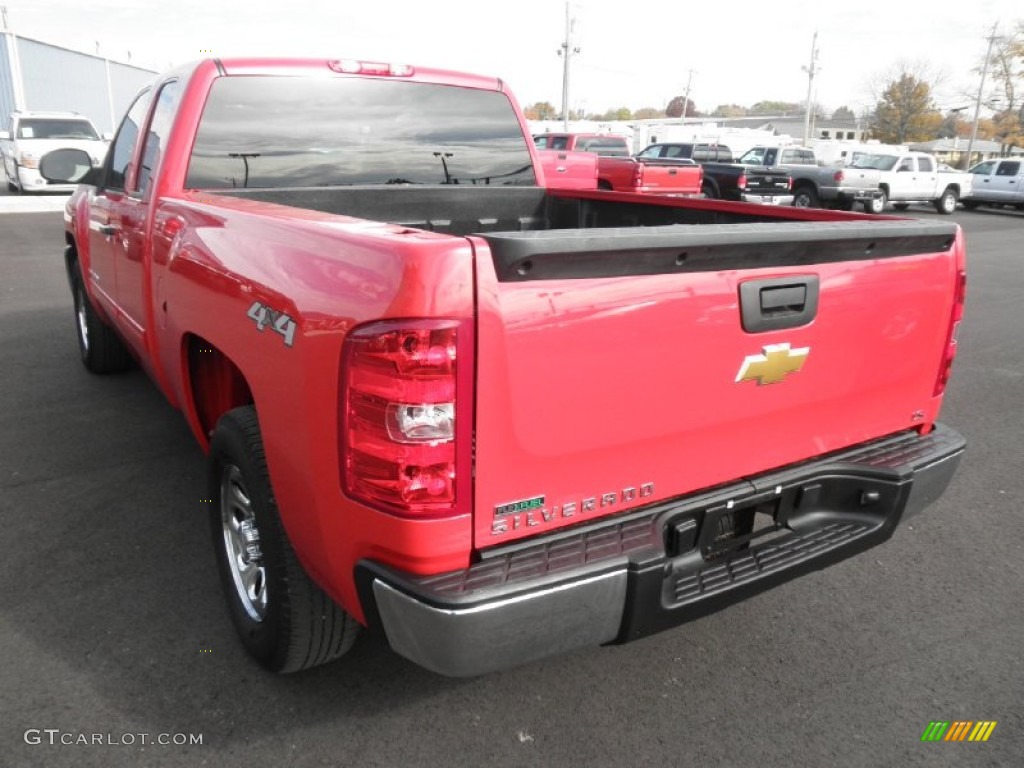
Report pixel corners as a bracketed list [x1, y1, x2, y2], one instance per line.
[1, 31, 155, 135]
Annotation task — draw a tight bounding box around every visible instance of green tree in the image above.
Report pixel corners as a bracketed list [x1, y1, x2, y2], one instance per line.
[748, 100, 800, 116]
[633, 107, 665, 119]
[522, 101, 557, 120]
[599, 107, 633, 121]
[711, 104, 748, 117]
[870, 73, 944, 143]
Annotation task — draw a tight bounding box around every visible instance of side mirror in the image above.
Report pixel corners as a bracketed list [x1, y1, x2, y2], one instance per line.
[38, 148, 100, 186]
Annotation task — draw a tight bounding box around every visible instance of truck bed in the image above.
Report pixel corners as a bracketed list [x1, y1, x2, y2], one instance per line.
[217, 185, 855, 235]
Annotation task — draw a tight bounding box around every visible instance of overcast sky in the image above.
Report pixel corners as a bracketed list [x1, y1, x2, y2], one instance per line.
[2, 0, 1019, 116]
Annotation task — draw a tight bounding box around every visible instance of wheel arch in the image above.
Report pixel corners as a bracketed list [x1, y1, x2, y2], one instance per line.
[183, 334, 255, 449]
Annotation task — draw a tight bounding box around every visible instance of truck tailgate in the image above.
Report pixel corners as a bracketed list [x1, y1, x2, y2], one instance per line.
[636, 159, 702, 194]
[469, 220, 961, 548]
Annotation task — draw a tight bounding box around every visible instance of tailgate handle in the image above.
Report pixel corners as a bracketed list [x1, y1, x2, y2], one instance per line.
[668, 168, 678, 175]
[739, 275, 819, 333]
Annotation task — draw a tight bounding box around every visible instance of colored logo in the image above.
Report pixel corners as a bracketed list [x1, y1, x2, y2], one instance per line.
[921, 721, 997, 742]
[735, 343, 809, 386]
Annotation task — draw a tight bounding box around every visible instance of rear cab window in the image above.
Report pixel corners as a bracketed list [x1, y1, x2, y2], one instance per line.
[186, 77, 536, 188]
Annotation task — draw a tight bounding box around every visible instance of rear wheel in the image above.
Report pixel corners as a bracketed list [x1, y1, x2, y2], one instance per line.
[701, 181, 717, 199]
[792, 186, 819, 208]
[70, 262, 132, 373]
[935, 187, 958, 215]
[209, 406, 360, 673]
[865, 189, 887, 214]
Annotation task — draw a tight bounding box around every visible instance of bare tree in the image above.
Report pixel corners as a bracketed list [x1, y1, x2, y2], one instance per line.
[982, 24, 1024, 153]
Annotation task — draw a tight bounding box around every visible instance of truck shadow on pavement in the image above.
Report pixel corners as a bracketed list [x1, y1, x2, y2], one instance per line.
[1, 305, 477, 748]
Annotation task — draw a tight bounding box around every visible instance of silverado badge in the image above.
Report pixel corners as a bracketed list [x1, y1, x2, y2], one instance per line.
[736, 343, 809, 385]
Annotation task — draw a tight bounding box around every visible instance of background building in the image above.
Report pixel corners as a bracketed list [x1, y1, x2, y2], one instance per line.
[1, 31, 155, 134]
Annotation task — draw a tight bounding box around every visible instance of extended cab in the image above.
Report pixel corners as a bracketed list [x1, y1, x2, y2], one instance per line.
[738, 145, 882, 211]
[535, 132, 702, 195]
[53, 58, 966, 677]
[1, 111, 108, 193]
[849, 150, 972, 214]
[637, 142, 794, 205]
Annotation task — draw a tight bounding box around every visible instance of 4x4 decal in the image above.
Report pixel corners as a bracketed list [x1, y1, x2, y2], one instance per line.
[246, 301, 296, 347]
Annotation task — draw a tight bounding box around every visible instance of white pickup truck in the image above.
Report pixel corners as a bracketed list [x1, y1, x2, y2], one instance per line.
[848, 150, 972, 214]
[1, 111, 109, 194]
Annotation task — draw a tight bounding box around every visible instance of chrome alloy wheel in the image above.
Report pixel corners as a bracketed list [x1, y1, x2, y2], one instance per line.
[220, 465, 268, 621]
[76, 283, 89, 353]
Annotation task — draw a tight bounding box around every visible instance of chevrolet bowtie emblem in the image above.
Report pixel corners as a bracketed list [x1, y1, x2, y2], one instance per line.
[736, 343, 809, 385]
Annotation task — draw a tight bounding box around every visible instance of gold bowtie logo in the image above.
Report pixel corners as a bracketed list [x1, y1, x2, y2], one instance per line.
[736, 343, 809, 385]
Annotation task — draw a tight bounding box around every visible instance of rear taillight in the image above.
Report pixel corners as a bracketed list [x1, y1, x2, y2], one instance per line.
[833, 169, 845, 183]
[341, 319, 470, 517]
[934, 269, 966, 396]
[632, 163, 643, 189]
[737, 173, 747, 190]
[787, 176, 793, 190]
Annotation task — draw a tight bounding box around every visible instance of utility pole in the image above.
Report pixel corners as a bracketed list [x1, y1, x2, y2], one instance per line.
[558, 2, 579, 130]
[965, 22, 998, 169]
[801, 30, 819, 144]
[680, 69, 695, 124]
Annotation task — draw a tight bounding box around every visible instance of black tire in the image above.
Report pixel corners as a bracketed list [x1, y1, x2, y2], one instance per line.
[934, 187, 958, 215]
[833, 199, 855, 212]
[208, 406, 359, 673]
[892, 203, 910, 211]
[70, 262, 132, 373]
[702, 181, 718, 200]
[961, 200, 980, 210]
[865, 188, 887, 214]
[791, 185, 819, 208]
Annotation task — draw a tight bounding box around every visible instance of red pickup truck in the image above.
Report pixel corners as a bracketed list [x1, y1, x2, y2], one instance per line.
[51, 57, 966, 677]
[534, 132, 702, 195]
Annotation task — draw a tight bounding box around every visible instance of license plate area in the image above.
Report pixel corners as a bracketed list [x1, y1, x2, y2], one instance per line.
[664, 473, 904, 561]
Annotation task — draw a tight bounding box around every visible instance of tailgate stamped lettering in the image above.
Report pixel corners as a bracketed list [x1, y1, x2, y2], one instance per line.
[491, 483, 654, 536]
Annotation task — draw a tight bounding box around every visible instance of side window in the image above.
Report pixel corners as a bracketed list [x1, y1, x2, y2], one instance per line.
[898, 158, 914, 172]
[996, 161, 1021, 176]
[971, 161, 995, 175]
[136, 81, 182, 198]
[550, 136, 568, 150]
[918, 156, 934, 172]
[106, 90, 152, 191]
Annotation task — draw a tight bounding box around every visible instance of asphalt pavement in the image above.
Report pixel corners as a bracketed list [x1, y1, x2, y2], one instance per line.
[1, 207, 1022, 768]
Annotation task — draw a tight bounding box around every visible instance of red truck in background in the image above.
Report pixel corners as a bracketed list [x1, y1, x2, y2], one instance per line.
[50, 57, 966, 677]
[534, 132, 702, 195]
